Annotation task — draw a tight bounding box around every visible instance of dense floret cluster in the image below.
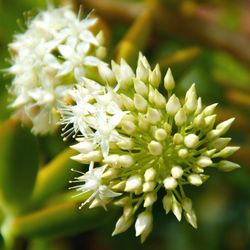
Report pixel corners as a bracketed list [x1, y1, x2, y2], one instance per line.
[8, 6, 106, 134]
[60, 54, 240, 242]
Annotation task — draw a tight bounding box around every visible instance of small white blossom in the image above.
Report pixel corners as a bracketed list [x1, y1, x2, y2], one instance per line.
[59, 81, 126, 157]
[70, 162, 121, 209]
[8, 6, 107, 135]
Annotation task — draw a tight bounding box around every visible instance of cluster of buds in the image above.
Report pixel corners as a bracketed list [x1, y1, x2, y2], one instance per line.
[61, 53, 240, 242]
[7, 6, 107, 134]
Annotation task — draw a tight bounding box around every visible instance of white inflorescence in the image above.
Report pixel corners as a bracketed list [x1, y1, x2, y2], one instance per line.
[8, 6, 107, 135]
[60, 53, 240, 242]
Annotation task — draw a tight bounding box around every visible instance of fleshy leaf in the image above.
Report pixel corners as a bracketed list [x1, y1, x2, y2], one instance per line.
[0, 118, 39, 213]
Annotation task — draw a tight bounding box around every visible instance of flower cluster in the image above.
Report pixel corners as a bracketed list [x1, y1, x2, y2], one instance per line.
[8, 6, 107, 134]
[60, 53, 240, 242]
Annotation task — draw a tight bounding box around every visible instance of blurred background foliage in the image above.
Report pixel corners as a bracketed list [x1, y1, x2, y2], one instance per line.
[0, 0, 250, 249]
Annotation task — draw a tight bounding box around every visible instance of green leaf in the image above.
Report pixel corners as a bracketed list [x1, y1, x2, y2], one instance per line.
[0, 118, 39, 214]
[9, 201, 117, 239]
[27, 148, 81, 211]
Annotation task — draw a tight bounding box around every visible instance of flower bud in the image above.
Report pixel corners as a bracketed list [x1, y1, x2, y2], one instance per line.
[138, 113, 150, 131]
[188, 174, 203, 186]
[123, 114, 136, 122]
[197, 156, 213, 167]
[138, 53, 151, 69]
[173, 133, 183, 145]
[102, 168, 120, 179]
[143, 181, 156, 192]
[213, 146, 240, 158]
[153, 89, 166, 108]
[123, 206, 134, 220]
[136, 57, 149, 82]
[175, 108, 187, 126]
[134, 94, 148, 112]
[163, 194, 173, 213]
[112, 59, 134, 88]
[144, 167, 157, 181]
[146, 108, 161, 124]
[125, 175, 142, 192]
[178, 148, 188, 158]
[218, 160, 240, 172]
[118, 155, 134, 168]
[71, 151, 102, 164]
[116, 137, 134, 150]
[182, 197, 192, 213]
[207, 129, 223, 140]
[70, 140, 94, 153]
[195, 97, 202, 115]
[154, 128, 167, 141]
[209, 137, 231, 150]
[121, 120, 136, 135]
[172, 197, 182, 221]
[148, 141, 163, 156]
[112, 215, 134, 236]
[193, 113, 205, 127]
[171, 165, 184, 179]
[163, 177, 178, 190]
[133, 78, 148, 97]
[166, 94, 181, 116]
[204, 114, 216, 129]
[164, 68, 175, 91]
[121, 94, 135, 111]
[148, 85, 155, 104]
[144, 192, 157, 207]
[135, 211, 153, 243]
[216, 118, 235, 134]
[103, 154, 120, 167]
[98, 64, 115, 84]
[184, 209, 197, 228]
[149, 64, 161, 87]
[184, 134, 199, 148]
[203, 103, 217, 116]
[185, 84, 197, 113]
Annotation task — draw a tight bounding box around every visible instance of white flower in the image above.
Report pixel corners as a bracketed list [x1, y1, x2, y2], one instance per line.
[59, 81, 126, 157]
[67, 53, 240, 242]
[8, 6, 107, 135]
[60, 82, 102, 138]
[70, 162, 121, 209]
[93, 106, 126, 157]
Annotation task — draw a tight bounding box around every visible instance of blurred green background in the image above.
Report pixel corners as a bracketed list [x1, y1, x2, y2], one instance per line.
[0, 0, 250, 249]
